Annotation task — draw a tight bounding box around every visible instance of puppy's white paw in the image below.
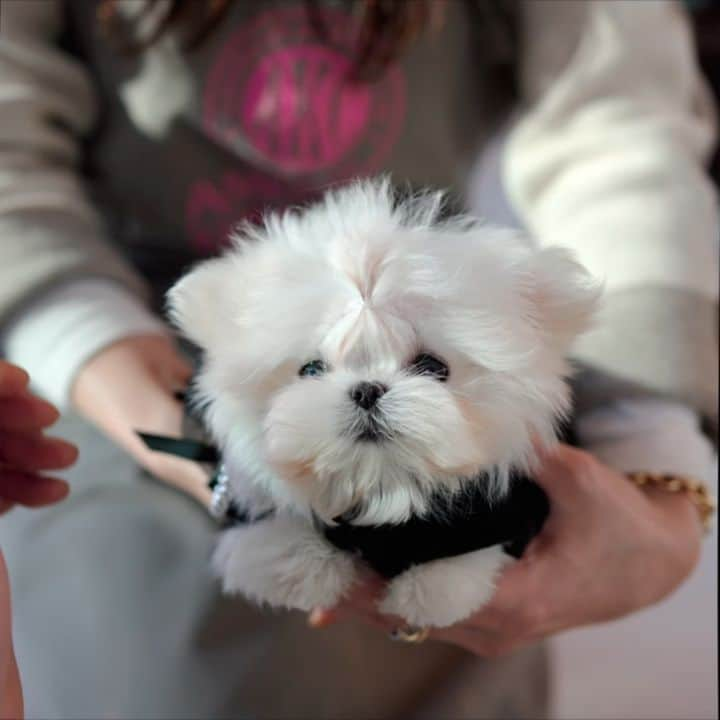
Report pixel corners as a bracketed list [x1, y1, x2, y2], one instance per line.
[212, 513, 357, 611]
[379, 545, 511, 628]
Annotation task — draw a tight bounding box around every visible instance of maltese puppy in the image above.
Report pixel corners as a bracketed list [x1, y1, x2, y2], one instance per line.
[168, 178, 600, 629]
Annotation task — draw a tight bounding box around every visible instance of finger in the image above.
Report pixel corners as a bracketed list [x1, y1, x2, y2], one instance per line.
[310, 599, 388, 630]
[0, 470, 69, 507]
[143, 451, 213, 507]
[449, 554, 554, 648]
[331, 599, 408, 635]
[308, 573, 385, 628]
[0, 363, 29, 397]
[431, 623, 497, 653]
[159, 353, 192, 393]
[146, 341, 193, 392]
[431, 624, 523, 657]
[307, 585, 381, 628]
[0, 432, 78, 471]
[169, 352, 193, 386]
[307, 608, 332, 628]
[530, 443, 601, 515]
[0, 395, 59, 431]
[320, 601, 397, 633]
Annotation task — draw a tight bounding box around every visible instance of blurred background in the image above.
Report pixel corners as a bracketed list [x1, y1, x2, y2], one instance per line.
[552, 5, 718, 718]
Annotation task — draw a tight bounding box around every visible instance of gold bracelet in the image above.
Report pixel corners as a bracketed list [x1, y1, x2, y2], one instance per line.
[626, 472, 716, 533]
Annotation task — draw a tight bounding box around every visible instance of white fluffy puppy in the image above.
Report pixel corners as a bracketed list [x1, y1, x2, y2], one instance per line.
[169, 178, 600, 628]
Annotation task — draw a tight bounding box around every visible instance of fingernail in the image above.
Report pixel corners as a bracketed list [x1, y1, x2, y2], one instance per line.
[51, 478, 71, 501]
[308, 608, 328, 628]
[0, 363, 29, 389]
[38, 400, 60, 425]
[47, 438, 79, 466]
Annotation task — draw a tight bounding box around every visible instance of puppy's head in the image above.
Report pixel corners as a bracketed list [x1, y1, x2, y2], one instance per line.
[169, 179, 600, 523]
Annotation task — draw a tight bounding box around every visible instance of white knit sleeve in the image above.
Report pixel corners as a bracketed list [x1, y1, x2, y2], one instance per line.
[505, 1, 719, 421]
[506, 0, 718, 299]
[1, 279, 168, 409]
[577, 398, 717, 487]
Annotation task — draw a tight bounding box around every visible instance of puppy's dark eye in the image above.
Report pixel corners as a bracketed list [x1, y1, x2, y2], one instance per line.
[299, 359, 328, 378]
[408, 353, 449, 381]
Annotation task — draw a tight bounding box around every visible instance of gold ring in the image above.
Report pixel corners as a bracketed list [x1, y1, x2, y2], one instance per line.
[390, 625, 430, 644]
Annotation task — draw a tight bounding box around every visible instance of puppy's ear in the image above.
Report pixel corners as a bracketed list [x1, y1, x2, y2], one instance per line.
[526, 246, 602, 351]
[167, 257, 237, 348]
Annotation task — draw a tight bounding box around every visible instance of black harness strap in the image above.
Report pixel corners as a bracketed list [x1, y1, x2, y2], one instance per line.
[138, 433, 273, 527]
[318, 475, 549, 579]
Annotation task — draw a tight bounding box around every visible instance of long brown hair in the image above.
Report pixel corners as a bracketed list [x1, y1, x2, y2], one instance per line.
[691, 4, 720, 182]
[97, 0, 516, 82]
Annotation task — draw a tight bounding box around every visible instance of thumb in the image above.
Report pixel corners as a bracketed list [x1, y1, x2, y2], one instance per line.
[532, 443, 598, 518]
[0, 362, 29, 398]
[141, 335, 193, 392]
[166, 344, 193, 380]
[166, 350, 193, 391]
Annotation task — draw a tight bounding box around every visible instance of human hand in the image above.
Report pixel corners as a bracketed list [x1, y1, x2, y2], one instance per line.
[1, 360, 77, 719]
[0, 361, 76, 514]
[71, 335, 212, 506]
[311, 445, 703, 656]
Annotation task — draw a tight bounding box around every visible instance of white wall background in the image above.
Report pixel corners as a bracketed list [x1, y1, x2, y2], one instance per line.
[551, 498, 717, 720]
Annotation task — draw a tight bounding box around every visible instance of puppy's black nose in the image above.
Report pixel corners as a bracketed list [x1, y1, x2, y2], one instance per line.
[350, 382, 387, 410]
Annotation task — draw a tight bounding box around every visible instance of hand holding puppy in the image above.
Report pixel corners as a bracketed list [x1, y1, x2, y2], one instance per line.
[71, 335, 212, 506]
[312, 444, 703, 656]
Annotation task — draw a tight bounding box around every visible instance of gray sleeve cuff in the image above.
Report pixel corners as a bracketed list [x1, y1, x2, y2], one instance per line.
[572, 286, 718, 430]
[577, 397, 717, 487]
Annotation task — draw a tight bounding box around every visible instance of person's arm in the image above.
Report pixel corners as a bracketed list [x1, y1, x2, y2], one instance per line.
[505, 0, 719, 425]
[0, 0, 160, 382]
[0, 1, 149, 325]
[0, 2, 209, 505]
[2, 279, 168, 409]
[433, 0, 719, 651]
[310, 1, 717, 647]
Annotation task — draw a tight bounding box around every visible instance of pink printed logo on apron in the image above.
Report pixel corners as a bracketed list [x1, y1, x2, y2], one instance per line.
[185, 171, 307, 256]
[240, 46, 371, 174]
[187, 5, 406, 254]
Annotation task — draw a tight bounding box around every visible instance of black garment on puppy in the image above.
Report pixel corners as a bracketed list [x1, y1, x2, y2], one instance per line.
[321, 420, 577, 578]
[138, 415, 569, 579]
[320, 475, 550, 579]
[138, 432, 551, 578]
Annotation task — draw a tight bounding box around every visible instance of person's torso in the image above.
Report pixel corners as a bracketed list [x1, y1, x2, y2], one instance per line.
[63, 0, 516, 296]
[55, 6, 549, 718]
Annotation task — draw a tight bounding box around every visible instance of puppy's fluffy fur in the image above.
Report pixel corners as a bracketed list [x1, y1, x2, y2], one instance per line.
[169, 178, 600, 627]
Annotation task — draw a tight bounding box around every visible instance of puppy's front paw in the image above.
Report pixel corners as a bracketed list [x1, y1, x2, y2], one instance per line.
[213, 513, 357, 612]
[379, 545, 510, 628]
